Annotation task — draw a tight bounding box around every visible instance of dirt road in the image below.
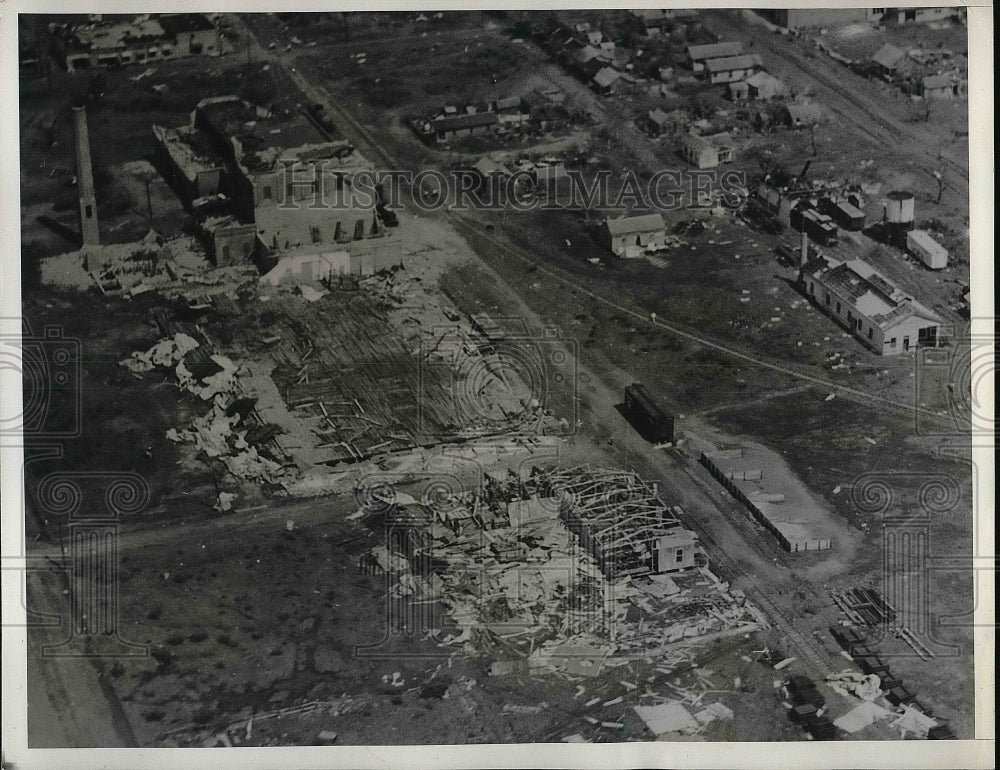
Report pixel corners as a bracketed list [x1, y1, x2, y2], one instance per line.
[702, 10, 969, 200]
[229, 16, 917, 678]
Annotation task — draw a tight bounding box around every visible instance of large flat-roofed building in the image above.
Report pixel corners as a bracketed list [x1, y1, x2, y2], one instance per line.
[800, 254, 943, 354]
[157, 95, 382, 266]
[757, 8, 882, 30]
[58, 13, 220, 72]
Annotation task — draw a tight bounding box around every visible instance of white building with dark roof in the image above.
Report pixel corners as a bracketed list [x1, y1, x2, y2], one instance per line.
[703, 54, 762, 84]
[598, 213, 667, 258]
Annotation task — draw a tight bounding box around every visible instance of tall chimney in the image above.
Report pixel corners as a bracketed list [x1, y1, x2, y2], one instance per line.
[800, 227, 809, 269]
[72, 105, 99, 246]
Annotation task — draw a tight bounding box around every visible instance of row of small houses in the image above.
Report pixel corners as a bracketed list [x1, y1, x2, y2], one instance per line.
[408, 87, 579, 145]
[593, 210, 946, 355]
[810, 41, 969, 99]
[408, 97, 529, 144]
[644, 102, 825, 168]
[867, 43, 967, 98]
[539, 22, 770, 97]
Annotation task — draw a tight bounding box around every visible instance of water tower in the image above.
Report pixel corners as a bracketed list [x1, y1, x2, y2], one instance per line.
[883, 190, 915, 248]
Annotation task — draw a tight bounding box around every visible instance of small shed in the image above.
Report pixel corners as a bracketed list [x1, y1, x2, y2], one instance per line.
[745, 71, 789, 100]
[599, 213, 667, 257]
[592, 66, 621, 93]
[704, 132, 735, 163]
[655, 530, 698, 572]
[872, 43, 906, 76]
[906, 230, 948, 269]
[493, 95, 524, 113]
[679, 133, 719, 169]
[922, 74, 954, 99]
[727, 80, 750, 101]
[703, 54, 761, 84]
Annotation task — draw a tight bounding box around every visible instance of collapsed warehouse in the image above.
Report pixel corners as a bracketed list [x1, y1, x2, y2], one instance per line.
[360, 466, 765, 668]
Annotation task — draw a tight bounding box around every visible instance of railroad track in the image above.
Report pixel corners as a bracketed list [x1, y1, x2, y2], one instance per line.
[748, 584, 836, 680]
[247, 20, 964, 432]
[239, 20, 939, 685]
[669, 496, 839, 683]
[447, 212, 955, 425]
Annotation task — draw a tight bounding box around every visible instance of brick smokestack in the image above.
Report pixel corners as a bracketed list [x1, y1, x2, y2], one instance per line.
[800, 226, 809, 269]
[72, 105, 99, 246]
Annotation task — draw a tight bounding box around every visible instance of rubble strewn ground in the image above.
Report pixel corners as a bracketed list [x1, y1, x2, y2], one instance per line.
[16, 7, 979, 753]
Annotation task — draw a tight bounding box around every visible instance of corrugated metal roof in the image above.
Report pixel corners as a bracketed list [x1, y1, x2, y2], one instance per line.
[809, 255, 942, 329]
[687, 41, 743, 61]
[704, 54, 760, 72]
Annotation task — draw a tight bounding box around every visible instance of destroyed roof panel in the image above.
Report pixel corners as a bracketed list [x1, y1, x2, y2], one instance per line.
[432, 112, 500, 130]
[604, 213, 665, 235]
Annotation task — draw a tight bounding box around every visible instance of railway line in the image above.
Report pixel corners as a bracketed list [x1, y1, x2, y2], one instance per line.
[237, 13, 938, 697]
[246, 19, 958, 429]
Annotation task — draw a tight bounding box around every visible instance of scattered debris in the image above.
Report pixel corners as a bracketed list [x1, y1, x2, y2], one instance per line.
[633, 701, 700, 736]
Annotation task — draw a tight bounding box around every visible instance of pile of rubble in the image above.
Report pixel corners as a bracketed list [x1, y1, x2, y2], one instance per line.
[122, 333, 294, 488]
[359, 466, 766, 669]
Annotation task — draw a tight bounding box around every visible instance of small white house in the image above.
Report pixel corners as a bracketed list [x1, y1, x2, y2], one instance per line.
[906, 230, 949, 269]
